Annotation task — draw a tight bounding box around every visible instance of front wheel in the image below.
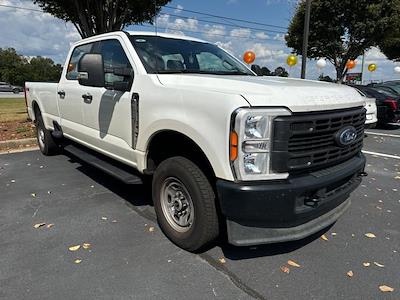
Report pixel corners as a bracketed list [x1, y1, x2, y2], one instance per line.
[152, 156, 219, 252]
[12, 89, 19, 94]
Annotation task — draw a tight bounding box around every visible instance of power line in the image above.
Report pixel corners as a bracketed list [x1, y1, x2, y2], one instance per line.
[139, 24, 285, 43]
[0, 3, 43, 12]
[164, 5, 288, 30]
[0, 3, 287, 41]
[0, 3, 288, 32]
[159, 13, 287, 34]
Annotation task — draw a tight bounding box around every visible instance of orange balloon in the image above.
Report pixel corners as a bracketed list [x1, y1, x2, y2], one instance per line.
[243, 51, 256, 64]
[346, 60, 356, 70]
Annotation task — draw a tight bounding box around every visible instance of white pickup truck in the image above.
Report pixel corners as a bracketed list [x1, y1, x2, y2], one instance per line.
[26, 31, 367, 251]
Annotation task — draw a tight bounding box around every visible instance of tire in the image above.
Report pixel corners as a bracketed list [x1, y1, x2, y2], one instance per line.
[152, 156, 219, 252]
[12, 89, 19, 94]
[35, 114, 59, 156]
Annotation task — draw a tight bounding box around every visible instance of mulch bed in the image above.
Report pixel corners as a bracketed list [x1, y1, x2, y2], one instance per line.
[0, 120, 36, 142]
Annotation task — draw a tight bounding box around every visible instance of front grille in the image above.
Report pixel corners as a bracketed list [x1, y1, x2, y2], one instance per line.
[271, 107, 366, 174]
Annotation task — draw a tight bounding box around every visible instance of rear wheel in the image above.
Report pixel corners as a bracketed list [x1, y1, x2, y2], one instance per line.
[35, 114, 59, 156]
[12, 88, 19, 94]
[152, 156, 219, 252]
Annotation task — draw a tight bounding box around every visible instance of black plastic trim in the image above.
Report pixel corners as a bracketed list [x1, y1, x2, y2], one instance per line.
[216, 154, 365, 245]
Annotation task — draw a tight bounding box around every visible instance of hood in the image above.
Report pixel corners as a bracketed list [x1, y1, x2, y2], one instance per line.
[157, 74, 364, 113]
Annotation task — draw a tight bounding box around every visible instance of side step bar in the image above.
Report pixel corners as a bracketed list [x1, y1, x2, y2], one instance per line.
[63, 144, 143, 185]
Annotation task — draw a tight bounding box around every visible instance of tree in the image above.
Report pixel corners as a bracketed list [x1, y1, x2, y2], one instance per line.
[285, 0, 393, 82]
[0, 48, 62, 86]
[33, 0, 171, 38]
[378, 0, 400, 61]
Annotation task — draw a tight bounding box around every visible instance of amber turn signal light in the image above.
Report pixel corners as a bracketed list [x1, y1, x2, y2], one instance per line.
[230, 131, 238, 161]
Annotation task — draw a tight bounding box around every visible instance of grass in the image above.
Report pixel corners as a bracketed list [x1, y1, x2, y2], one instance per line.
[0, 98, 28, 122]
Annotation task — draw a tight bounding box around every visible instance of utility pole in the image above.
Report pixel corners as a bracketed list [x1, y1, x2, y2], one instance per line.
[301, 0, 312, 79]
[361, 52, 365, 85]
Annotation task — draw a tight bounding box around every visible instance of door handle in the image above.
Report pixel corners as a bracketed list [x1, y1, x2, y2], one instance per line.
[58, 90, 65, 98]
[82, 93, 93, 103]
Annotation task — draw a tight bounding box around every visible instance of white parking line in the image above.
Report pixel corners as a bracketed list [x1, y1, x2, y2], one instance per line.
[362, 150, 400, 160]
[365, 131, 400, 138]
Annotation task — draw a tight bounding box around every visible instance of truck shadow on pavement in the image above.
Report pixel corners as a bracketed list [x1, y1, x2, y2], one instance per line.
[218, 225, 332, 260]
[67, 154, 329, 260]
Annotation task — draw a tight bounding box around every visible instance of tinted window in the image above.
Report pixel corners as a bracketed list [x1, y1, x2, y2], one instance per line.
[97, 39, 133, 86]
[66, 43, 93, 80]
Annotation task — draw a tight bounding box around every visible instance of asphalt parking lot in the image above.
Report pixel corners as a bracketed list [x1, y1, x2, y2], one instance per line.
[1, 124, 399, 300]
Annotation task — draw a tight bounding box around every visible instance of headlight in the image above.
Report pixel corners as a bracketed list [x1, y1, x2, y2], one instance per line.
[230, 108, 291, 181]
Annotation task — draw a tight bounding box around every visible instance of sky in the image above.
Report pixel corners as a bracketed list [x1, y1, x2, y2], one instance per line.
[0, 0, 399, 82]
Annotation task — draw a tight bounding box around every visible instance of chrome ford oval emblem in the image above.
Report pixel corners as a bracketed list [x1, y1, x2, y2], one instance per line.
[335, 126, 358, 147]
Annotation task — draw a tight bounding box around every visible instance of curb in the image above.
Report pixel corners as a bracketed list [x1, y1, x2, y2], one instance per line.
[0, 138, 38, 152]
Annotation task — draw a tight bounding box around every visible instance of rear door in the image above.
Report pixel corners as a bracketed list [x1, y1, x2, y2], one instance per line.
[80, 38, 137, 162]
[57, 42, 94, 140]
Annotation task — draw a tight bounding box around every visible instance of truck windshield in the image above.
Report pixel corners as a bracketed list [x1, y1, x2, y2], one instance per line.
[130, 35, 254, 76]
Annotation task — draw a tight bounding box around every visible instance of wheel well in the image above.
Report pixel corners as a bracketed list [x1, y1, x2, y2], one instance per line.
[32, 101, 41, 121]
[147, 131, 216, 181]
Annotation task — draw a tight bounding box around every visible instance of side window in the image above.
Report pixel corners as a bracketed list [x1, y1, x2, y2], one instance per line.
[98, 39, 133, 86]
[66, 43, 93, 80]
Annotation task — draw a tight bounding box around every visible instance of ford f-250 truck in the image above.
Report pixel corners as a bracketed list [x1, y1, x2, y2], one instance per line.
[25, 31, 367, 252]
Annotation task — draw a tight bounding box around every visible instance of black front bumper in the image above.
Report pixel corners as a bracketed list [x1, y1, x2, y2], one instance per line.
[217, 154, 366, 246]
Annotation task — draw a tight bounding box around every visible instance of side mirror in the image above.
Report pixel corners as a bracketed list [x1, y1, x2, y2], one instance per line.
[78, 53, 105, 87]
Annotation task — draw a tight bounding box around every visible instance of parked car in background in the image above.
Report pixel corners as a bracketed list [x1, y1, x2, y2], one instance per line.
[350, 85, 399, 125]
[0, 82, 24, 93]
[376, 80, 400, 94]
[349, 86, 377, 128]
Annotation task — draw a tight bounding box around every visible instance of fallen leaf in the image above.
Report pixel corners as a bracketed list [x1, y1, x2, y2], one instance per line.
[395, 176, 400, 180]
[219, 257, 226, 264]
[101, 216, 107, 220]
[379, 285, 394, 292]
[148, 226, 155, 232]
[365, 233, 376, 238]
[82, 243, 91, 249]
[287, 260, 301, 268]
[69, 245, 81, 251]
[363, 262, 370, 267]
[321, 234, 329, 241]
[11, 180, 15, 183]
[374, 262, 385, 268]
[33, 223, 46, 229]
[31, 193, 36, 197]
[280, 266, 290, 274]
[47, 191, 52, 194]
[112, 220, 117, 223]
[347, 270, 354, 277]
[74, 259, 82, 264]
[46, 223, 54, 228]
[331, 233, 337, 236]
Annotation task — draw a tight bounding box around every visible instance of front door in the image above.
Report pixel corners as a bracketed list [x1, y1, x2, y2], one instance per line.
[57, 42, 94, 141]
[80, 38, 136, 163]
